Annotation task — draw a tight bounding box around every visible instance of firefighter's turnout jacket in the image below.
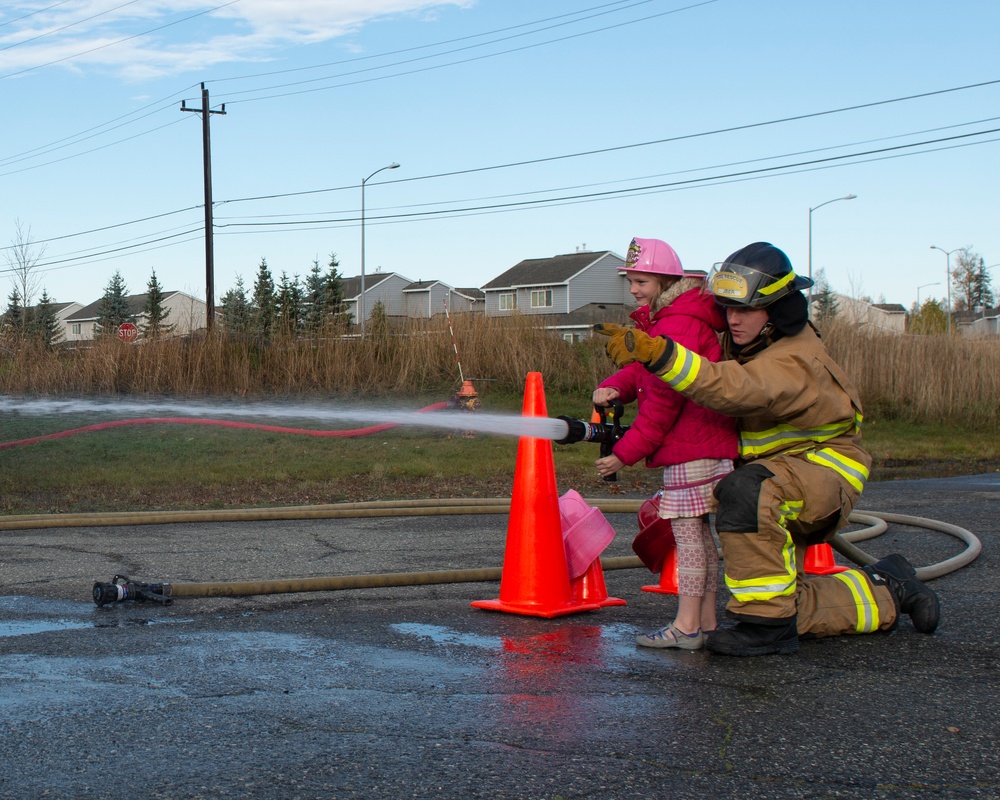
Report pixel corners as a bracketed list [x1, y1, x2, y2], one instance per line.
[655, 323, 898, 636]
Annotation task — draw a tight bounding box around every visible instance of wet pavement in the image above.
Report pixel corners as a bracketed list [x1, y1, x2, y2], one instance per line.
[0, 475, 997, 800]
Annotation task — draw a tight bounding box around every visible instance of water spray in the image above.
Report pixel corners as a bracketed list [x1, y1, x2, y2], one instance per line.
[2, 394, 630, 450]
[1, 396, 570, 444]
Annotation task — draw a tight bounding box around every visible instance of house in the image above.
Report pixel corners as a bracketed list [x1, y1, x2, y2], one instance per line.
[62, 291, 208, 342]
[825, 294, 907, 334]
[341, 271, 414, 324]
[481, 249, 632, 339]
[51, 301, 84, 328]
[401, 281, 484, 318]
[954, 307, 1000, 336]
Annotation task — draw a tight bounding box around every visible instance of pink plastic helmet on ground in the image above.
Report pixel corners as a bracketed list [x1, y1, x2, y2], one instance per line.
[621, 237, 683, 277]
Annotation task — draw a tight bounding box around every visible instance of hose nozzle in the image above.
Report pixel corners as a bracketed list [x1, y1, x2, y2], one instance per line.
[93, 574, 173, 606]
[553, 401, 629, 482]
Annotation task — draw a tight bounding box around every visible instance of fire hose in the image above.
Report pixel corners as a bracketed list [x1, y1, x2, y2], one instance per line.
[83, 498, 980, 606]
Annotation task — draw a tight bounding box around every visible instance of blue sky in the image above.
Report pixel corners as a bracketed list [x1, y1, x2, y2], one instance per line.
[1, 0, 998, 312]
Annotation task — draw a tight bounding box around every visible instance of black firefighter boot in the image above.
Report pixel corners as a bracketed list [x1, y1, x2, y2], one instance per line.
[863, 554, 940, 633]
[705, 615, 799, 657]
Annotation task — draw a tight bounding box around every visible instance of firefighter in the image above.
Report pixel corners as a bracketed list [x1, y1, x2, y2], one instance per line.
[595, 242, 940, 656]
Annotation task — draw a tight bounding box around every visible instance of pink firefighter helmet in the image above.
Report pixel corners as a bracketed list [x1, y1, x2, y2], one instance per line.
[620, 237, 683, 277]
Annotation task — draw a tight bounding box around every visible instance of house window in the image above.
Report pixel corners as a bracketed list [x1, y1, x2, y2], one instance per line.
[499, 293, 516, 311]
[71, 323, 81, 336]
[531, 289, 553, 308]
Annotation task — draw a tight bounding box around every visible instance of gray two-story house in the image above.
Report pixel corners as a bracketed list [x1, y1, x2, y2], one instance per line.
[481, 249, 631, 341]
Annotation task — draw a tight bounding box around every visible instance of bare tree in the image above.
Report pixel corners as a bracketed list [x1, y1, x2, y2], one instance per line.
[951, 246, 994, 312]
[4, 219, 47, 310]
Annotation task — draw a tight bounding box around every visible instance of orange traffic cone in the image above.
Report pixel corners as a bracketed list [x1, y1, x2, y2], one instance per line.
[803, 542, 848, 575]
[571, 558, 627, 607]
[641, 545, 679, 595]
[472, 372, 602, 618]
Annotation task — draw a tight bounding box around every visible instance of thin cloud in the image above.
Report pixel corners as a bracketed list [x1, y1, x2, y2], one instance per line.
[0, 0, 472, 79]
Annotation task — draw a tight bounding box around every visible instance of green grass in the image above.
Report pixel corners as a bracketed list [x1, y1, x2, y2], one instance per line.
[2, 393, 997, 516]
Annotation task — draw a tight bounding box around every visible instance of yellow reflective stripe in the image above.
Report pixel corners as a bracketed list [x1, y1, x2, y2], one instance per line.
[739, 419, 855, 458]
[806, 447, 870, 493]
[833, 569, 881, 632]
[660, 343, 702, 392]
[724, 502, 798, 602]
[758, 270, 798, 297]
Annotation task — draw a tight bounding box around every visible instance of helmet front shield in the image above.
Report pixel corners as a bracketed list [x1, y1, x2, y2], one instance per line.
[707, 262, 809, 307]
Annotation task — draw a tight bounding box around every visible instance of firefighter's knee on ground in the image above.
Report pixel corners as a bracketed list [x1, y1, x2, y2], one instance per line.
[714, 463, 775, 533]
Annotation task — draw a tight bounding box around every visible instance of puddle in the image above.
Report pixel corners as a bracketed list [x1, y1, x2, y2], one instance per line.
[391, 622, 501, 649]
[0, 595, 193, 638]
[0, 619, 90, 637]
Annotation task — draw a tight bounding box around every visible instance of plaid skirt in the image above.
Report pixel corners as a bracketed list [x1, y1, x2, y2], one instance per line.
[658, 458, 734, 519]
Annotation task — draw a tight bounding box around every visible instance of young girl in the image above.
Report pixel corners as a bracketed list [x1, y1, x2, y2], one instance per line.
[594, 237, 738, 650]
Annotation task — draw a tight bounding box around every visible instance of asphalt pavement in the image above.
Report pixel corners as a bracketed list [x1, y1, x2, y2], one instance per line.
[0, 473, 997, 800]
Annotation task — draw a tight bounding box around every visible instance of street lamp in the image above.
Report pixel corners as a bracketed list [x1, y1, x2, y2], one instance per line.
[360, 161, 400, 333]
[807, 194, 857, 311]
[929, 245, 957, 333]
[916, 282, 939, 308]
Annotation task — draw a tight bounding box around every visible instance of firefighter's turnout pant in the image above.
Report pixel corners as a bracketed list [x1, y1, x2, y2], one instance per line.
[714, 455, 898, 637]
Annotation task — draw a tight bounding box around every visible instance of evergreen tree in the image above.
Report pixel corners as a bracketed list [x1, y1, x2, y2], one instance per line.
[31, 289, 62, 348]
[220, 275, 251, 334]
[811, 268, 839, 326]
[322, 251, 350, 329]
[275, 271, 303, 335]
[250, 258, 276, 340]
[368, 298, 389, 343]
[972, 257, 995, 311]
[95, 271, 132, 336]
[4, 287, 24, 338]
[140, 268, 175, 339]
[303, 258, 326, 334]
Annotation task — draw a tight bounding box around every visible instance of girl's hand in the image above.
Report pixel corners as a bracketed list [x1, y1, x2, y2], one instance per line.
[595, 454, 625, 478]
[593, 387, 620, 407]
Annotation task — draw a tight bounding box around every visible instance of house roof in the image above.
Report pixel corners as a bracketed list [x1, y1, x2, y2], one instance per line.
[482, 251, 616, 290]
[45, 301, 81, 313]
[454, 287, 485, 300]
[953, 308, 999, 322]
[340, 272, 396, 299]
[65, 291, 183, 321]
[403, 280, 441, 291]
[872, 303, 907, 314]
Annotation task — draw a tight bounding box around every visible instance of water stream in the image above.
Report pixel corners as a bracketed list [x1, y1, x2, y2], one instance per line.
[0, 396, 571, 441]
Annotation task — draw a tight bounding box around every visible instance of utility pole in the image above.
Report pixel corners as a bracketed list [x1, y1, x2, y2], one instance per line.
[181, 83, 226, 331]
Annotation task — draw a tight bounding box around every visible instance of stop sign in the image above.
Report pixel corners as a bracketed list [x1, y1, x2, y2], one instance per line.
[117, 322, 139, 343]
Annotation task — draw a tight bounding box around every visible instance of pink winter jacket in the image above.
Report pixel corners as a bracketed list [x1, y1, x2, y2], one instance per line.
[599, 284, 738, 468]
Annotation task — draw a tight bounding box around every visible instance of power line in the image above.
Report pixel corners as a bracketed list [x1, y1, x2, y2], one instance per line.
[0, 86, 198, 169]
[9, 95, 1000, 267]
[0, 0, 76, 30]
[217, 77, 1000, 207]
[0, 207, 202, 252]
[0, 0, 149, 53]
[0, 0, 241, 80]
[208, 0, 645, 84]
[0, 1, 645, 172]
[214, 126, 1000, 230]
[217, 0, 719, 106]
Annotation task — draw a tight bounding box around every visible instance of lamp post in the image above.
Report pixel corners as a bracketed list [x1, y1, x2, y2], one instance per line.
[929, 245, 957, 333]
[807, 194, 857, 312]
[360, 161, 400, 334]
[916, 282, 939, 308]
